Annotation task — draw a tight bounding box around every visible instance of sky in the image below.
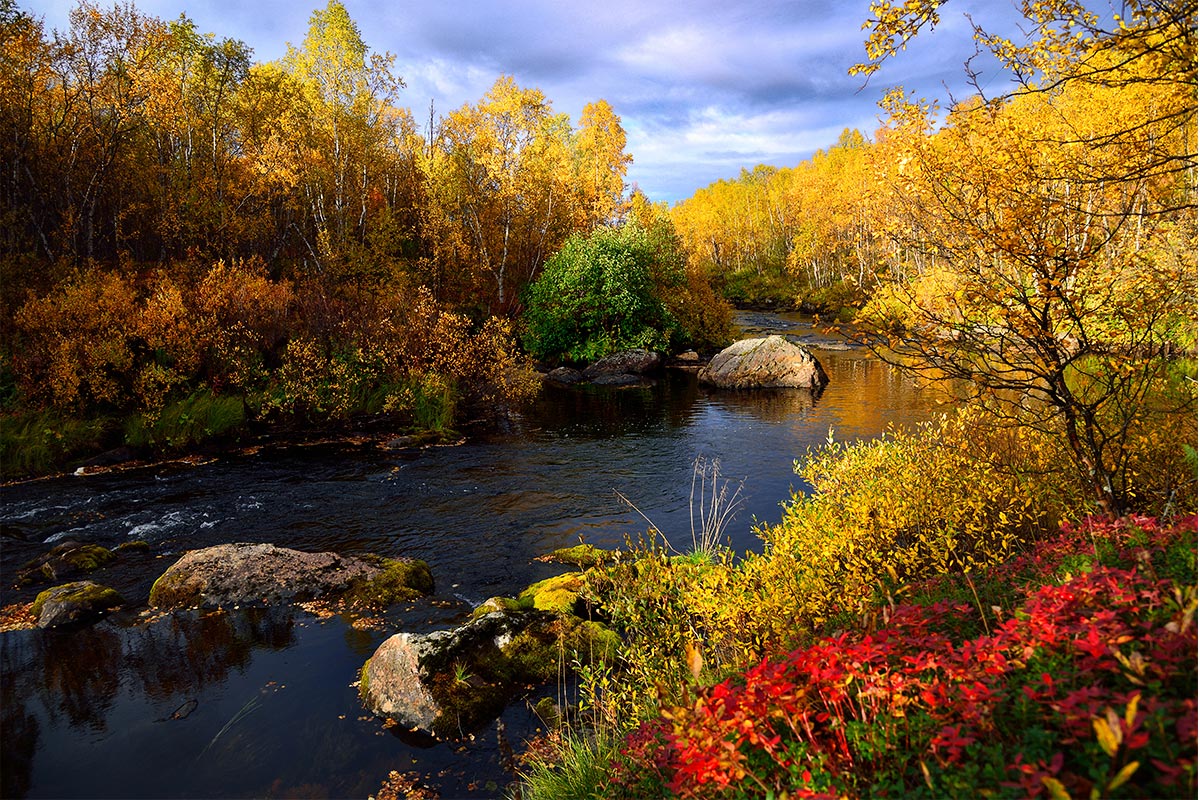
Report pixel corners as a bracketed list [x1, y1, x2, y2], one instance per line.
[27, 0, 1037, 204]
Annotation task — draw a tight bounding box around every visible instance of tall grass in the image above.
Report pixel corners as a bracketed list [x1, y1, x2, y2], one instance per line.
[0, 410, 110, 478]
[124, 390, 246, 449]
[689, 456, 745, 560]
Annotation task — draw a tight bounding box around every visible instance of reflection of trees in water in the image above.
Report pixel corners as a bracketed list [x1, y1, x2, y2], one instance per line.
[1, 636, 40, 799]
[38, 627, 124, 731]
[535, 373, 703, 437]
[0, 605, 300, 792]
[124, 608, 296, 700]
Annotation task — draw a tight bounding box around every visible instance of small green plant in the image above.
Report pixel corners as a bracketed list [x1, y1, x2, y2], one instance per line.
[451, 661, 472, 687]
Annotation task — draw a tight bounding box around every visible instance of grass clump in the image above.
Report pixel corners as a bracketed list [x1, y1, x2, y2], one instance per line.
[0, 410, 110, 479]
[346, 558, 435, 609]
[123, 390, 246, 450]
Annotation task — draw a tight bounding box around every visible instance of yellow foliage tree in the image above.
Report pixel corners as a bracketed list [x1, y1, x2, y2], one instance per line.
[855, 0, 1198, 514]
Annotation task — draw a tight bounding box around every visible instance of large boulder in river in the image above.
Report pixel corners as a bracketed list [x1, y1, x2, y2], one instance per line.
[360, 610, 618, 737]
[32, 581, 124, 628]
[582, 349, 663, 380]
[698, 335, 829, 390]
[149, 543, 432, 610]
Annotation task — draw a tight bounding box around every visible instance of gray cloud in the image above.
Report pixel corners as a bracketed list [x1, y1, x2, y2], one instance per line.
[28, 0, 1028, 202]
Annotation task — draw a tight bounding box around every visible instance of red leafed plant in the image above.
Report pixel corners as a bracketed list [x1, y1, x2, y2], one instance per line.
[610, 515, 1198, 798]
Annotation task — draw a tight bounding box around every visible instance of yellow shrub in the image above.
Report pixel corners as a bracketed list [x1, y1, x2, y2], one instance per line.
[745, 407, 1088, 641]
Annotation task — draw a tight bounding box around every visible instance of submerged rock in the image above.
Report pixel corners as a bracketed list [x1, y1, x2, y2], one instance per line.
[32, 581, 124, 628]
[148, 543, 433, 610]
[360, 610, 618, 737]
[589, 373, 645, 387]
[544, 367, 584, 385]
[698, 335, 829, 390]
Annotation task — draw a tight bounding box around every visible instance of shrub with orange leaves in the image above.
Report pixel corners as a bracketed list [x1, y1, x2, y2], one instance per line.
[12, 268, 138, 412]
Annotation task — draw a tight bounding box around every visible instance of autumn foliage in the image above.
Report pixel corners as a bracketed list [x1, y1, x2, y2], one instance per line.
[609, 515, 1198, 798]
[0, 0, 663, 474]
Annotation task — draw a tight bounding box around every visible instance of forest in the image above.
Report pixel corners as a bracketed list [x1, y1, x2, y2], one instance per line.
[0, 0, 732, 477]
[1, 0, 1197, 797]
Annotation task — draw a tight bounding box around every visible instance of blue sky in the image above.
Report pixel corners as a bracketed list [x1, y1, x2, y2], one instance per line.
[28, 0, 1041, 203]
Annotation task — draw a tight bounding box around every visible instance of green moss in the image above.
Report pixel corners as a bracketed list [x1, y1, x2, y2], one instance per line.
[496, 617, 569, 685]
[347, 558, 435, 609]
[358, 658, 371, 699]
[472, 596, 525, 618]
[148, 570, 205, 608]
[17, 542, 117, 587]
[567, 620, 622, 665]
[113, 540, 151, 555]
[533, 697, 564, 729]
[538, 544, 615, 568]
[61, 543, 114, 572]
[518, 573, 586, 616]
[31, 581, 124, 622]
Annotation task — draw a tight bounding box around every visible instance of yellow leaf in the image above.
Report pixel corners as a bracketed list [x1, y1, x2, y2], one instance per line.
[1107, 761, 1140, 792]
[1093, 716, 1120, 757]
[1041, 776, 1071, 800]
[1124, 694, 1141, 729]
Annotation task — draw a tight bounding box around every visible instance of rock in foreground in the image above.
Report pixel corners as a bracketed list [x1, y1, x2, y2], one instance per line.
[698, 335, 829, 390]
[149, 543, 432, 610]
[360, 610, 617, 737]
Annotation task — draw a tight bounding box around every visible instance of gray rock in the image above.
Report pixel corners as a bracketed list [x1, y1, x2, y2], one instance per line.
[698, 335, 829, 390]
[148, 543, 429, 609]
[545, 367, 584, 384]
[32, 581, 124, 628]
[582, 349, 663, 379]
[361, 611, 543, 736]
[360, 610, 618, 737]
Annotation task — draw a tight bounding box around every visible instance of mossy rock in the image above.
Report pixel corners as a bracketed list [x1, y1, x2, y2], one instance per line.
[532, 696, 564, 729]
[360, 610, 621, 738]
[471, 596, 525, 618]
[31, 581, 124, 628]
[148, 543, 430, 610]
[346, 557, 435, 609]
[17, 542, 115, 587]
[113, 540, 151, 555]
[517, 572, 587, 616]
[536, 544, 616, 568]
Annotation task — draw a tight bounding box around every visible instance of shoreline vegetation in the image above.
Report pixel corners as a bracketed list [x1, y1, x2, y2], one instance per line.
[1, 0, 1196, 798]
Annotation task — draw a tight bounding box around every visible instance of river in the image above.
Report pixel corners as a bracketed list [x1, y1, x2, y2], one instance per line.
[0, 312, 939, 798]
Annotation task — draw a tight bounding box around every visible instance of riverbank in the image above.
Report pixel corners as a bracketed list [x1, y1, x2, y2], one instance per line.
[523, 514, 1197, 798]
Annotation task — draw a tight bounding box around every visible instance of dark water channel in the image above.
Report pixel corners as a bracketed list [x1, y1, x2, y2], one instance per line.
[0, 313, 940, 799]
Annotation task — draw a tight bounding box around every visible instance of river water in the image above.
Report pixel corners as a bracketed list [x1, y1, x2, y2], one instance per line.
[0, 312, 939, 798]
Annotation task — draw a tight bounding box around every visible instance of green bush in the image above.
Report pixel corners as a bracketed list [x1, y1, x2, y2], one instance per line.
[522, 225, 680, 363]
